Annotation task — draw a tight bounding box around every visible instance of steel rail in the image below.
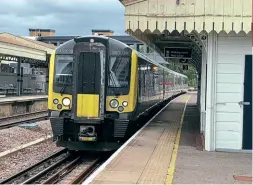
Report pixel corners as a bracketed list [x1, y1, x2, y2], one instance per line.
[0, 148, 68, 184]
[21, 154, 73, 184]
[0, 110, 48, 129]
[70, 158, 101, 184]
[41, 156, 82, 184]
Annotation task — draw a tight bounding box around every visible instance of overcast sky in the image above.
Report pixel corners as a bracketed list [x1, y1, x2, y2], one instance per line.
[0, 0, 126, 36]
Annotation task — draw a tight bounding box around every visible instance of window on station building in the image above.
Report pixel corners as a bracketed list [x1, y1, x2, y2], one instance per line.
[0, 64, 7, 73]
[0, 62, 16, 73]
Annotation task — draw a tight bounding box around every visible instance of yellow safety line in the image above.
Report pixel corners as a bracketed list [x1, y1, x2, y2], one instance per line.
[166, 95, 191, 184]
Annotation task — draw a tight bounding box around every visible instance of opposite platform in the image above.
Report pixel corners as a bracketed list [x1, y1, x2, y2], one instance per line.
[0, 95, 48, 104]
[86, 93, 192, 184]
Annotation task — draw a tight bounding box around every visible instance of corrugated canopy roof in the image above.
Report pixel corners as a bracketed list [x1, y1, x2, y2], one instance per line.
[0, 32, 56, 62]
[0, 32, 56, 52]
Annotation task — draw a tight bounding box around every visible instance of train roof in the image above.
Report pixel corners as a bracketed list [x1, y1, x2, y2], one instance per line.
[55, 36, 187, 78]
[106, 37, 187, 78]
[55, 35, 109, 53]
[135, 50, 188, 78]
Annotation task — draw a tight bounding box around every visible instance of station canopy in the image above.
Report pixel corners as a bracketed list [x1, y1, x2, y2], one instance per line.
[0, 32, 56, 67]
[119, 0, 252, 73]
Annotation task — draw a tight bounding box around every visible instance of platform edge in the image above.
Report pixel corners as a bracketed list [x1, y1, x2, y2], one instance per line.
[82, 95, 185, 185]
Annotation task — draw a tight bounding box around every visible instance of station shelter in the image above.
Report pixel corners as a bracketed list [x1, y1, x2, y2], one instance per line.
[119, 0, 252, 151]
[0, 32, 55, 96]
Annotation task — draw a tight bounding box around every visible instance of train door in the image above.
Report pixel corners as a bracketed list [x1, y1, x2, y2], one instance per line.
[72, 42, 106, 121]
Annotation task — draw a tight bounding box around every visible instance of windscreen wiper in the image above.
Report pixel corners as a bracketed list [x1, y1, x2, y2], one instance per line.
[60, 74, 72, 95]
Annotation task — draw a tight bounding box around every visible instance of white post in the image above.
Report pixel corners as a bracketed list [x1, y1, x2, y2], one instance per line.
[200, 48, 207, 134]
[205, 31, 217, 151]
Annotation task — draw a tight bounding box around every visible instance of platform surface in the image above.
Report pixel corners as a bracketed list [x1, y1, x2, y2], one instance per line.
[0, 95, 48, 103]
[90, 94, 191, 184]
[173, 93, 252, 184]
[86, 92, 252, 184]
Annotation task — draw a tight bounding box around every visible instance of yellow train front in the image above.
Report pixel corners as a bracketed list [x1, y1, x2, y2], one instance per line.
[48, 36, 188, 151]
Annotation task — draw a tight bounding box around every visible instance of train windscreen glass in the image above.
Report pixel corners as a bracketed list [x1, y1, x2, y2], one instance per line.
[54, 55, 73, 94]
[109, 56, 130, 88]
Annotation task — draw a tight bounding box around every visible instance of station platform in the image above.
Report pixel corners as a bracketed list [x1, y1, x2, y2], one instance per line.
[85, 92, 252, 184]
[173, 93, 252, 184]
[0, 95, 48, 104]
[0, 95, 48, 117]
[87, 93, 191, 184]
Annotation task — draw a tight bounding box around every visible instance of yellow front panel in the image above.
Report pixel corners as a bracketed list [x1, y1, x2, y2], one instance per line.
[48, 51, 56, 109]
[48, 51, 72, 111]
[49, 92, 72, 110]
[77, 94, 99, 118]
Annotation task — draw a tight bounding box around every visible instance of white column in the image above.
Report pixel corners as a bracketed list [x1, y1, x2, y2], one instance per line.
[200, 48, 207, 134]
[205, 31, 218, 151]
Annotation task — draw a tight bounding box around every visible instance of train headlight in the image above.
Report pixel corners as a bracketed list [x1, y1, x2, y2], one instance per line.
[110, 99, 119, 108]
[62, 98, 71, 106]
[118, 106, 124, 112]
[122, 101, 128, 107]
[57, 104, 62, 109]
[53, 99, 58, 104]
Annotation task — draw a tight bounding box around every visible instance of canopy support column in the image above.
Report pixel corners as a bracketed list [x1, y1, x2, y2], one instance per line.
[205, 31, 218, 151]
[16, 57, 22, 96]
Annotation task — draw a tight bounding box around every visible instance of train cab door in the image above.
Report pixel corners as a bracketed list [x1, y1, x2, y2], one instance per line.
[72, 42, 106, 122]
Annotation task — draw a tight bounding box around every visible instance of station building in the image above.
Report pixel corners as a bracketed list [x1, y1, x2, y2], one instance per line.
[29, 28, 56, 37]
[0, 32, 55, 96]
[91, 29, 114, 36]
[119, 0, 252, 151]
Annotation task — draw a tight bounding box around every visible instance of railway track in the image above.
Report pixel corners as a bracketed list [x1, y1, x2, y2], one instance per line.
[0, 148, 69, 184]
[1, 93, 186, 184]
[0, 110, 48, 129]
[1, 148, 108, 184]
[42, 157, 101, 184]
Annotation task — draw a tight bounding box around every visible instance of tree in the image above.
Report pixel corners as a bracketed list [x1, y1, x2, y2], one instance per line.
[167, 61, 198, 87]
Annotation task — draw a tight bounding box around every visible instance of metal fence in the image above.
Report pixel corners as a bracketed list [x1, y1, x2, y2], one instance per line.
[0, 73, 47, 96]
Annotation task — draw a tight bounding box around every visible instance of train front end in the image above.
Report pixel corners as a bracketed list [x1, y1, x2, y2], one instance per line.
[48, 36, 138, 151]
